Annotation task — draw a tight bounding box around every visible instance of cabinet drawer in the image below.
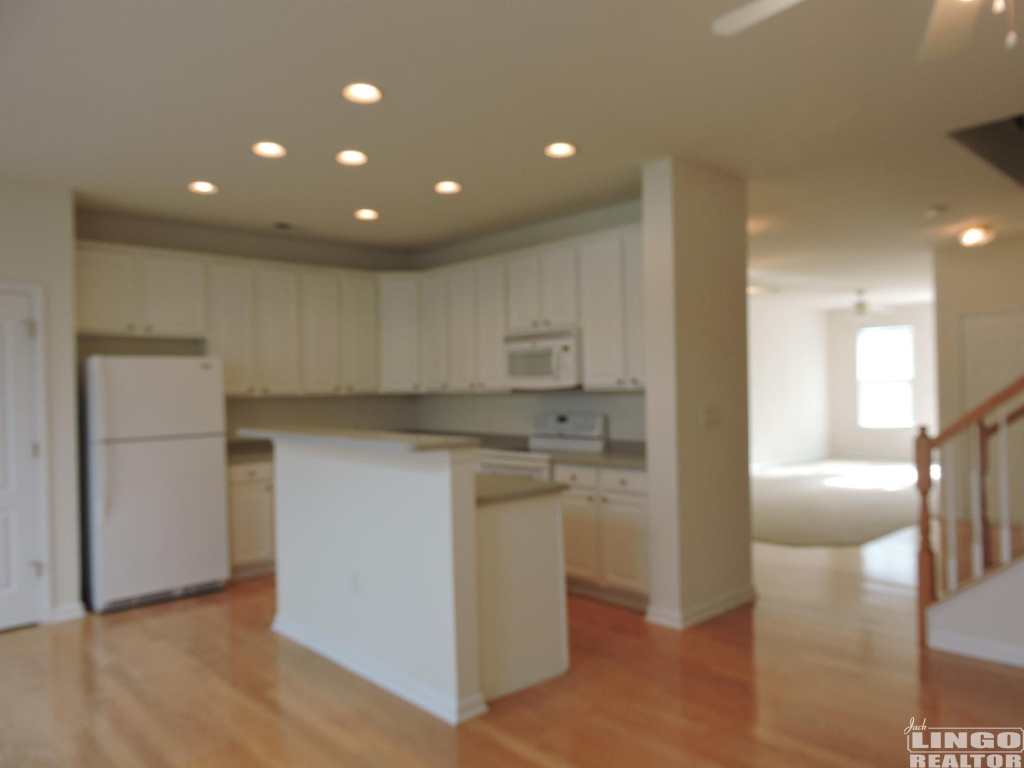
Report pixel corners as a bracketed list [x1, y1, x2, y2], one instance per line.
[554, 464, 598, 488]
[229, 462, 273, 484]
[599, 469, 647, 495]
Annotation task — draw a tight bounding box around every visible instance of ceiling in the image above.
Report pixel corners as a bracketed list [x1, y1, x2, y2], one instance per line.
[1, 0, 1022, 300]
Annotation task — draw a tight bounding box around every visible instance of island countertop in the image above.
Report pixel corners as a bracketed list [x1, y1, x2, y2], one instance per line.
[476, 475, 569, 507]
[236, 426, 480, 453]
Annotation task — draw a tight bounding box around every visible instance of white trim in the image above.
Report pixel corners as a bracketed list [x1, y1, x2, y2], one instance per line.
[928, 630, 1024, 669]
[45, 601, 86, 624]
[0, 282, 52, 628]
[646, 583, 757, 632]
[273, 613, 488, 725]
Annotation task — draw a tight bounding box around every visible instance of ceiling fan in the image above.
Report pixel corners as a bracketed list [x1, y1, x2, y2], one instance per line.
[851, 289, 895, 320]
[711, 0, 1019, 59]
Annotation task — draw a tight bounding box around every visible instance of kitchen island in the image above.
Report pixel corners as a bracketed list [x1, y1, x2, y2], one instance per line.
[237, 426, 568, 724]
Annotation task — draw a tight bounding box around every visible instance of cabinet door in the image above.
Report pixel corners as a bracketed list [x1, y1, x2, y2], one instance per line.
[299, 270, 339, 394]
[339, 272, 379, 393]
[254, 266, 301, 395]
[76, 244, 139, 335]
[229, 482, 275, 566]
[623, 226, 645, 389]
[378, 274, 421, 393]
[448, 267, 478, 391]
[599, 494, 648, 594]
[506, 252, 541, 331]
[562, 492, 601, 582]
[207, 262, 256, 396]
[540, 245, 579, 327]
[139, 255, 206, 337]
[579, 236, 626, 389]
[476, 260, 508, 390]
[419, 273, 450, 392]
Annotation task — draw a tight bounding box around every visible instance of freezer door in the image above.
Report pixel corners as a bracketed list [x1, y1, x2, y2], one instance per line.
[87, 435, 229, 610]
[87, 356, 225, 441]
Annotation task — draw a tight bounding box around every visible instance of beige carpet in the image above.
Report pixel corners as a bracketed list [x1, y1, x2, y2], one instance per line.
[751, 461, 924, 546]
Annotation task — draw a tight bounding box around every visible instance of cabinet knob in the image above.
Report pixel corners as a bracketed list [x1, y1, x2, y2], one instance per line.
[619, 479, 627, 487]
[617, 378, 624, 385]
[266, 485, 273, 492]
[441, 383, 448, 389]
[346, 385, 354, 392]
[262, 387, 270, 394]
[631, 378, 639, 385]
[543, 319, 551, 326]
[586, 495, 594, 502]
[334, 385, 342, 393]
[145, 324, 154, 333]
[570, 473, 577, 481]
[126, 323, 136, 332]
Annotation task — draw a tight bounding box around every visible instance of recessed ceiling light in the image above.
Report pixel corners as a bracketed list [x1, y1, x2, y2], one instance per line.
[544, 142, 577, 159]
[336, 150, 368, 166]
[354, 208, 379, 221]
[993, 0, 1007, 12]
[434, 181, 462, 194]
[958, 226, 995, 247]
[252, 141, 287, 158]
[187, 181, 218, 195]
[343, 83, 382, 104]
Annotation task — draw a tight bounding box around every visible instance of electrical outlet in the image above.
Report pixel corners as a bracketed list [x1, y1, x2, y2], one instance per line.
[700, 406, 722, 430]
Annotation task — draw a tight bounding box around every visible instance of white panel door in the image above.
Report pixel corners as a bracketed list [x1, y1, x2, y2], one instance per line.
[598, 494, 648, 594]
[139, 255, 206, 337]
[207, 262, 256, 396]
[378, 274, 421, 393]
[419, 272, 450, 392]
[579, 235, 626, 389]
[255, 266, 301, 395]
[0, 292, 43, 631]
[448, 267, 478, 391]
[562, 492, 601, 582]
[230, 482, 275, 566]
[540, 245, 579, 327]
[476, 260, 508, 390]
[623, 226, 645, 389]
[299, 270, 339, 394]
[76, 243, 139, 335]
[339, 272, 379, 394]
[506, 252, 541, 332]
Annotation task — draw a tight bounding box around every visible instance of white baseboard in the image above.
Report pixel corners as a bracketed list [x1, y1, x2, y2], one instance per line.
[45, 601, 86, 624]
[929, 630, 1024, 669]
[273, 614, 487, 725]
[646, 584, 756, 632]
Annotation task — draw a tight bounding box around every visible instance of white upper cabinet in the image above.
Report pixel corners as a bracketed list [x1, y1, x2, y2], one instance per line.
[138, 255, 206, 337]
[254, 266, 301, 395]
[378, 274, 421, 393]
[448, 266, 478, 391]
[506, 245, 579, 332]
[419, 272, 451, 392]
[579, 235, 626, 389]
[77, 243, 139, 335]
[475, 260, 507, 390]
[539, 244, 579, 328]
[339, 272, 379, 394]
[299, 269, 340, 394]
[206, 261, 256, 396]
[622, 226, 645, 389]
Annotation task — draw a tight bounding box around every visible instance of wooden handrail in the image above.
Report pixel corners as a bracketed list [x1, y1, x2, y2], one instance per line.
[930, 374, 1024, 448]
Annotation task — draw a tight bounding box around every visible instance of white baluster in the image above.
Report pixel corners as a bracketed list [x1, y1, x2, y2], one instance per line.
[945, 443, 958, 592]
[997, 407, 1012, 565]
[970, 424, 985, 580]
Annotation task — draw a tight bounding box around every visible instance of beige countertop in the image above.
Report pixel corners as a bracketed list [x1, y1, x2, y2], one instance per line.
[236, 426, 480, 453]
[476, 475, 569, 507]
[549, 451, 646, 470]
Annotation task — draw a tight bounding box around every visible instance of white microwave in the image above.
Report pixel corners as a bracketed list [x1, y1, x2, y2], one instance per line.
[504, 326, 581, 390]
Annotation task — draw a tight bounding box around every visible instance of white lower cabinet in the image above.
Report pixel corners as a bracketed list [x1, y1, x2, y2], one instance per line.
[554, 464, 648, 597]
[229, 461, 275, 571]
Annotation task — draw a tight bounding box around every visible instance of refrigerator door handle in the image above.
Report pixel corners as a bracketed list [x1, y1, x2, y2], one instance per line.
[100, 450, 113, 522]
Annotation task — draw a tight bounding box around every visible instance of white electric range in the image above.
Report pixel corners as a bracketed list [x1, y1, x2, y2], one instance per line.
[477, 412, 607, 481]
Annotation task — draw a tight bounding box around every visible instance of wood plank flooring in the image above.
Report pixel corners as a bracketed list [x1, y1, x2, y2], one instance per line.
[3, 528, 1024, 768]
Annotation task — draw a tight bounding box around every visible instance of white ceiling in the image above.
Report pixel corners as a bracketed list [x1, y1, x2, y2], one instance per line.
[1, 0, 1022, 299]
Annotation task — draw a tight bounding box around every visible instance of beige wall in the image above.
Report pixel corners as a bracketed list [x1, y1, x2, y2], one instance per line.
[0, 177, 79, 619]
[415, 392, 644, 442]
[226, 396, 417, 435]
[827, 303, 937, 461]
[747, 295, 829, 466]
[935, 233, 1024, 430]
[414, 199, 640, 269]
[76, 209, 411, 271]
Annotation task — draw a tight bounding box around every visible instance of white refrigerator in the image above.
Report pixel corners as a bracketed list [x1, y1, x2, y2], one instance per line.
[84, 356, 230, 612]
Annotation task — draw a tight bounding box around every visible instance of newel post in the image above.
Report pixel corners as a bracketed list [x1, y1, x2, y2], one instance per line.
[916, 427, 935, 648]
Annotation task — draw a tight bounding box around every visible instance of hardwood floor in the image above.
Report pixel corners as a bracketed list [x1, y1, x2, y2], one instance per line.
[3, 528, 1024, 768]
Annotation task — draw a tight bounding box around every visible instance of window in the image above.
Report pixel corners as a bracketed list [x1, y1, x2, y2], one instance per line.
[856, 325, 915, 429]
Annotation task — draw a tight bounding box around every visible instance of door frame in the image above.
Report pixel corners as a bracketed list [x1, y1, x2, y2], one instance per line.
[0, 282, 51, 626]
